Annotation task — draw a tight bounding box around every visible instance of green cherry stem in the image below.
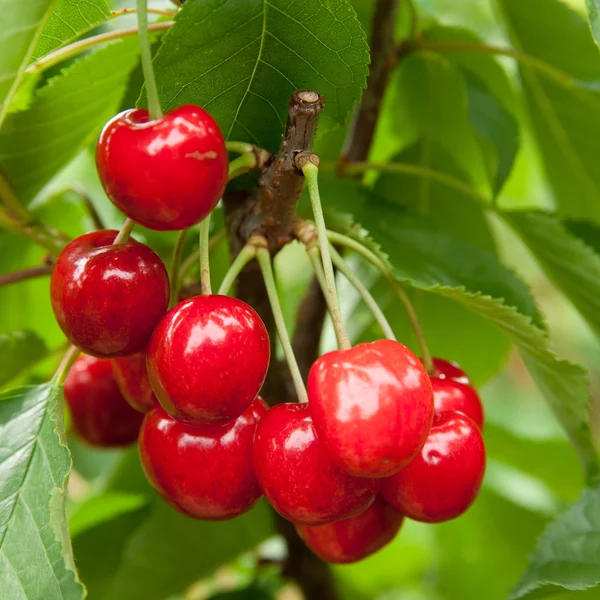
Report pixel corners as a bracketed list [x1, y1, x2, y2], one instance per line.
[169, 229, 188, 306]
[217, 244, 256, 296]
[225, 141, 255, 155]
[53, 345, 80, 386]
[199, 214, 212, 295]
[228, 153, 257, 180]
[328, 244, 396, 341]
[326, 229, 433, 373]
[305, 247, 336, 317]
[179, 230, 226, 279]
[137, 0, 163, 120]
[301, 160, 351, 350]
[113, 217, 135, 244]
[256, 246, 308, 404]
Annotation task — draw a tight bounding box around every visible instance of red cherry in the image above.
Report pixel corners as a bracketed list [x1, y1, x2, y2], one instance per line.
[112, 352, 156, 413]
[307, 340, 434, 478]
[252, 403, 379, 526]
[64, 354, 143, 447]
[96, 105, 228, 231]
[381, 413, 486, 523]
[50, 230, 169, 358]
[296, 496, 403, 564]
[431, 357, 470, 384]
[139, 398, 267, 520]
[431, 378, 484, 429]
[147, 295, 270, 422]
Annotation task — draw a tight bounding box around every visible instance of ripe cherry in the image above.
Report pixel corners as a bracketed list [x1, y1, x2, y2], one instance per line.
[307, 340, 434, 478]
[64, 354, 143, 447]
[139, 397, 267, 520]
[147, 295, 270, 422]
[429, 358, 483, 428]
[253, 403, 379, 526]
[51, 230, 169, 358]
[381, 412, 486, 523]
[112, 352, 156, 413]
[96, 105, 228, 231]
[296, 496, 403, 564]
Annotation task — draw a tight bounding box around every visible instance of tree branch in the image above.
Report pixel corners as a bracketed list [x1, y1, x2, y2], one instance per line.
[0, 264, 53, 287]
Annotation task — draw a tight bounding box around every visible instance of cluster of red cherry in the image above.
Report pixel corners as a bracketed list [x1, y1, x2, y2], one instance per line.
[53, 103, 485, 565]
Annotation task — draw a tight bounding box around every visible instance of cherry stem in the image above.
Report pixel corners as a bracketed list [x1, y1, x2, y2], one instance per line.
[228, 153, 257, 180]
[225, 141, 255, 155]
[70, 187, 105, 230]
[0, 264, 53, 288]
[256, 246, 308, 404]
[169, 229, 187, 306]
[27, 22, 174, 74]
[326, 230, 434, 373]
[53, 345, 80, 386]
[217, 244, 256, 296]
[302, 161, 351, 350]
[199, 215, 212, 295]
[113, 218, 135, 244]
[328, 244, 396, 341]
[179, 230, 226, 279]
[136, 0, 163, 119]
[305, 247, 336, 317]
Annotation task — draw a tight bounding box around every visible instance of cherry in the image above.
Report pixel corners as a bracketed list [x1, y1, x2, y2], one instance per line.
[431, 357, 470, 383]
[96, 105, 228, 231]
[296, 496, 403, 564]
[51, 230, 169, 358]
[112, 352, 156, 413]
[139, 397, 267, 520]
[64, 354, 143, 447]
[252, 403, 379, 526]
[307, 340, 434, 478]
[147, 294, 270, 422]
[381, 412, 486, 523]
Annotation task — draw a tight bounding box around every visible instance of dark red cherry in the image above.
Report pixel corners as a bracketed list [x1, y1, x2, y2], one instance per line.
[252, 403, 379, 526]
[96, 105, 228, 231]
[431, 357, 470, 383]
[307, 340, 434, 478]
[431, 378, 484, 429]
[147, 295, 270, 422]
[381, 412, 486, 523]
[139, 398, 267, 520]
[50, 230, 169, 358]
[64, 354, 143, 447]
[112, 352, 156, 413]
[296, 496, 403, 564]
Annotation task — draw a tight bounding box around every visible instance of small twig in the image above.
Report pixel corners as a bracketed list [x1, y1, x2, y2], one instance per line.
[0, 168, 35, 222]
[70, 187, 105, 230]
[0, 264, 53, 287]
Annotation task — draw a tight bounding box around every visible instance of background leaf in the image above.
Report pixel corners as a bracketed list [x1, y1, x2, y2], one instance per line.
[0, 331, 47, 387]
[0, 384, 84, 599]
[0, 0, 58, 125]
[587, 0, 600, 48]
[150, 0, 369, 149]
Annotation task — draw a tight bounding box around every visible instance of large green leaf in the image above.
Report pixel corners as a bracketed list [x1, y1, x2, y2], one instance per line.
[499, 0, 600, 223]
[505, 210, 600, 338]
[589, 0, 600, 48]
[0, 331, 47, 387]
[33, 0, 111, 60]
[0, 38, 140, 203]
[0, 0, 58, 126]
[510, 482, 600, 599]
[321, 182, 598, 479]
[0, 384, 84, 599]
[150, 0, 369, 149]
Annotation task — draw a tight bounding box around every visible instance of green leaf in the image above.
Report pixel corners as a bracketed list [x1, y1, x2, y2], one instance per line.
[321, 182, 598, 479]
[498, 0, 600, 224]
[0, 0, 58, 126]
[0, 38, 140, 203]
[504, 210, 600, 338]
[0, 331, 47, 387]
[150, 0, 369, 149]
[588, 0, 600, 48]
[0, 384, 84, 599]
[510, 482, 600, 599]
[33, 0, 111, 60]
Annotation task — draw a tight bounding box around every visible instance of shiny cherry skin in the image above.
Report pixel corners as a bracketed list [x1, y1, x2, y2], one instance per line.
[253, 403, 379, 526]
[307, 340, 434, 478]
[296, 496, 403, 564]
[112, 352, 156, 413]
[96, 105, 228, 231]
[51, 230, 169, 358]
[147, 294, 270, 422]
[431, 357, 470, 383]
[431, 378, 484, 429]
[381, 412, 486, 523]
[139, 397, 267, 520]
[64, 354, 144, 447]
